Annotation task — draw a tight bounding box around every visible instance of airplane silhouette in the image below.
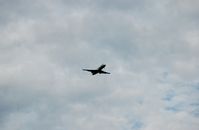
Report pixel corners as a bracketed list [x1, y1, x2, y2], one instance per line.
[83, 64, 110, 75]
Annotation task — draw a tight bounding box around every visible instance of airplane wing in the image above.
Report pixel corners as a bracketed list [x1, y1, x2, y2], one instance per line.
[83, 69, 98, 75]
[100, 70, 110, 74]
[82, 69, 92, 72]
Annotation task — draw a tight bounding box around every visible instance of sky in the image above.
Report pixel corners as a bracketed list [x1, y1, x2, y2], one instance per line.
[0, 0, 199, 130]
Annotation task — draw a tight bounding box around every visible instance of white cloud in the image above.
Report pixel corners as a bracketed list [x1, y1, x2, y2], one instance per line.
[0, 0, 199, 130]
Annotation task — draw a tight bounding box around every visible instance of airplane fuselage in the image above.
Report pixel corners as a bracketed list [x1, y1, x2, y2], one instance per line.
[97, 64, 106, 71]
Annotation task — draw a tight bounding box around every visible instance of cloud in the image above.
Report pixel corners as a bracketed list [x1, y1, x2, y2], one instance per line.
[0, 0, 199, 130]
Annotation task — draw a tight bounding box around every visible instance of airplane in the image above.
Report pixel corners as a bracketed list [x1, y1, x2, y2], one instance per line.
[83, 64, 110, 75]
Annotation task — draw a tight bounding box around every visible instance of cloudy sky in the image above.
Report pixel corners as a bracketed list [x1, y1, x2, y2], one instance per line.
[0, 0, 199, 130]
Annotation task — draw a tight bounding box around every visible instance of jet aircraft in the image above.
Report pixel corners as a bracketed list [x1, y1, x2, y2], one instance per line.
[83, 64, 110, 75]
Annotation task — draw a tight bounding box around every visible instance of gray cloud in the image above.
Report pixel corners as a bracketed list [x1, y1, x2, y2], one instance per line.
[0, 0, 199, 130]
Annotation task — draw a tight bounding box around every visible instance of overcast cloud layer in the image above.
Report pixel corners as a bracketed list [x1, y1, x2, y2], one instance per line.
[0, 0, 199, 130]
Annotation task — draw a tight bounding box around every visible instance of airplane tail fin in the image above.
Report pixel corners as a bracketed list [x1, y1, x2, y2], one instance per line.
[91, 71, 97, 75]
